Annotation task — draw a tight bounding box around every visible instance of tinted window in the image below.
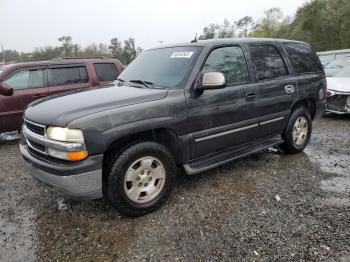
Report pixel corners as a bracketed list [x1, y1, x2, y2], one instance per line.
[94, 63, 119, 81]
[249, 45, 288, 80]
[203, 46, 250, 86]
[48, 65, 88, 86]
[4, 68, 44, 90]
[284, 42, 322, 74]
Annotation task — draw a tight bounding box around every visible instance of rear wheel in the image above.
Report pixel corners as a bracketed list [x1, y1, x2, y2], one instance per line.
[106, 141, 177, 216]
[280, 107, 312, 153]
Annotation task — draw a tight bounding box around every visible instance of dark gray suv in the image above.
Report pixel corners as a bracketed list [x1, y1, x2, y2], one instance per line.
[20, 38, 326, 216]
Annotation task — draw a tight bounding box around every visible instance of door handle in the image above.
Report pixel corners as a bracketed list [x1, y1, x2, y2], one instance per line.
[245, 92, 257, 101]
[285, 85, 295, 94]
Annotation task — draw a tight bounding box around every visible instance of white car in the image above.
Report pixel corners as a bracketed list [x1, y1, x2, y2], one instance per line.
[324, 58, 350, 77]
[326, 66, 350, 114]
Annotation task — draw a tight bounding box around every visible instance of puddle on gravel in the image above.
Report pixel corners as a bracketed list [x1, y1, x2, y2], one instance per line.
[304, 147, 350, 207]
[0, 210, 36, 262]
[33, 200, 138, 261]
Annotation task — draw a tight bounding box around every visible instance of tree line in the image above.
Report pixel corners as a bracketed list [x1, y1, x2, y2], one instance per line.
[1, 0, 349, 64]
[199, 0, 350, 52]
[1, 36, 142, 65]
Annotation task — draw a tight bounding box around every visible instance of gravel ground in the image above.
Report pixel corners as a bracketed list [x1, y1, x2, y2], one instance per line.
[0, 114, 349, 262]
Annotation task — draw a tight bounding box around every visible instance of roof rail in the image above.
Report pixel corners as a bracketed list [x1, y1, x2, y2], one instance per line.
[51, 56, 109, 60]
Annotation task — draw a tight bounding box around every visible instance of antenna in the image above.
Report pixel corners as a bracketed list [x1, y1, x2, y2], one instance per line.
[158, 40, 164, 47]
[191, 34, 197, 43]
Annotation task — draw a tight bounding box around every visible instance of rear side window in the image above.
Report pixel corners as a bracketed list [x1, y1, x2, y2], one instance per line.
[48, 65, 88, 86]
[203, 46, 250, 86]
[4, 68, 44, 90]
[283, 42, 323, 74]
[94, 63, 119, 81]
[248, 45, 288, 80]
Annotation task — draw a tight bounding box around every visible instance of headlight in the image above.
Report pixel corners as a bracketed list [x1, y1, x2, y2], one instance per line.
[46, 126, 88, 161]
[46, 127, 84, 143]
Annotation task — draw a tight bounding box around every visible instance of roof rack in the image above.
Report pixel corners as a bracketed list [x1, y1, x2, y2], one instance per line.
[51, 57, 108, 60]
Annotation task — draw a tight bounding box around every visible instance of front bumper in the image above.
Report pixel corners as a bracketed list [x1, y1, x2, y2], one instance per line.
[20, 141, 103, 199]
[326, 91, 350, 114]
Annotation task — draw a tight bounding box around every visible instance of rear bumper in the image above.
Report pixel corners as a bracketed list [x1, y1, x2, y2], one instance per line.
[20, 141, 103, 199]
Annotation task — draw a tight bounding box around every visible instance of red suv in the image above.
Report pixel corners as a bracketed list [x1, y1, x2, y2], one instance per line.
[0, 58, 123, 133]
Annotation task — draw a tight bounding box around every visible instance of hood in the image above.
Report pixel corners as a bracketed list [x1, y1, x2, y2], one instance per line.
[325, 68, 342, 77]
[25, 85, 168, 126]
[326, 77, 350, 94]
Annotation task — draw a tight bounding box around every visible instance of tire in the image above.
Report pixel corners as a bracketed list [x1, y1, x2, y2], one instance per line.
[280, 107, 312, 154]
[106, 141, 177, 216]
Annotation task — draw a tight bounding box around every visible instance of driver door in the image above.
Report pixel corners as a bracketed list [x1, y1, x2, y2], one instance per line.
[0, 66, 48, 132]
[186, 45, 260, 159]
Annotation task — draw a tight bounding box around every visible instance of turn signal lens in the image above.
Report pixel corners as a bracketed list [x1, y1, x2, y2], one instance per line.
[67, 150, 88, 161]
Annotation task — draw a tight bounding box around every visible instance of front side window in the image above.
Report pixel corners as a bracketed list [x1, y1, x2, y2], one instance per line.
[118, 46, 202, 88]
[4, 68, 44, 90]
[283, 42, 323, 74]
[249, 45, 288, 80]
[48, 65, 88, 86]
[94, 63, 119, 81]
[203, 46, 250, 86]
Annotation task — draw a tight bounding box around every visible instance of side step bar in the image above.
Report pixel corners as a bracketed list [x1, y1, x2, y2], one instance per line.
[183, 137, 283, 175]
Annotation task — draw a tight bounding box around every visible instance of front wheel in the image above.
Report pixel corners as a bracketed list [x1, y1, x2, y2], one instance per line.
[106, 141, 177, 216]
[280, 107, 312, 154]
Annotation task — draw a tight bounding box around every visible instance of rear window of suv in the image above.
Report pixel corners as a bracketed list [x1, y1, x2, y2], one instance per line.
[94, 63, 119, 81]
[283, 42, 323, 74]
[48, 64, 88, 86]
[248, 44, 288, 80]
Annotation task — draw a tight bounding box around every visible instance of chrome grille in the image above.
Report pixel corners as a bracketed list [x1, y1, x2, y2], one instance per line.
[25, 120, 45, 136]
[23, 119, 47, 155]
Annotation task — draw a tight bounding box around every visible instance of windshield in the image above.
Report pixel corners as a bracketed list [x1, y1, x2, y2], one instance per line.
[325, 59, 350, 69]
[118, 46, 202, 88]
[334, 66, 350, 77]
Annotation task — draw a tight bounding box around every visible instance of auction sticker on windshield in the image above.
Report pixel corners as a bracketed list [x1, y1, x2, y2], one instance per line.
[170, 51, 194, 58]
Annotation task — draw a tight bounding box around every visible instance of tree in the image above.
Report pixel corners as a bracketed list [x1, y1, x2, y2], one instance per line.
[58, 36, 73, 57]
[199, 20, 235, 40]
[122, 38, 137, 64]
[235, 16, 254, 37]
[250, 8, 286, 38]
[109, 38, 123, 60]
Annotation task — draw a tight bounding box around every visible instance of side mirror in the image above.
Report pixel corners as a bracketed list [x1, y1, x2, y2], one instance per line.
[0, 83, 14, 96]
[196, 72, 226, 90]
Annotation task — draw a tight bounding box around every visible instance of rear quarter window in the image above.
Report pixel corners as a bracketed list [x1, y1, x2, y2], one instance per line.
[94, 63, 119, 81]
[283, 42, 323, 74]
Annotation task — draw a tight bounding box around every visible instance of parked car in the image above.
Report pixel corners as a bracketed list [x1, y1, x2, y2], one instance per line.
[20, 38, 326, 216]
[321, 60, 332, 68]
[324, 58, 350, 76]
[326, 66, 350, 114]
[0, 58, 124, 133]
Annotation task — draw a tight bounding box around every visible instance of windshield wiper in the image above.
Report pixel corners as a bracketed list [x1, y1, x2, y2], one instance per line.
[129, 79, 154, 88]
[115, 77, 126, 86]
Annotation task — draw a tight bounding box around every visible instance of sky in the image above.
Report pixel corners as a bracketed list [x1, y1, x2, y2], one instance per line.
[0, 0, 307, 52]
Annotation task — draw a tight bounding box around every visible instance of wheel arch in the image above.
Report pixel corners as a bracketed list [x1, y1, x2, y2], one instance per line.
[290, 98, 316, 119]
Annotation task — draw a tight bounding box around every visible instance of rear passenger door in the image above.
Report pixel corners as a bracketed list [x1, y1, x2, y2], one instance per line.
[48, 64, 91, 95]
[247, 44, 297, 138]
[93, 63, 120, 85]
